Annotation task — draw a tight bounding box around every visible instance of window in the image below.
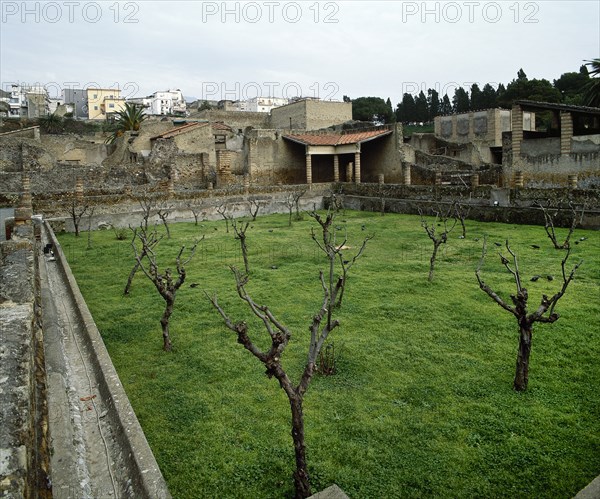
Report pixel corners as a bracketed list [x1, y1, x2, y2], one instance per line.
[93, 94, 97, 99]
[94, 106, 98, 110]
[109, 103, 115, 108]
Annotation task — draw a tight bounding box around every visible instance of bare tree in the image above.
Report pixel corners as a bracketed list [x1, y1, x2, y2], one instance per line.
[216, 202, 230, 233]
[248, 198, 263, 221]
[419, 206, 457, 282]
[535, 200, 585, 249]
[207, 209, 367, 499]
[453, 199, 471, 238]
[208, 268, 335, 498]
[285, 188, 306, 227]
[156, 199, 172, 239]
[124, 225, 163, 295]
[132, 226, 200, 351]
[476, 239, 582, 391]
[69, 197, 89, 237]
[231, 218, 251, 275]
[309, 208, 371, 309]
[186, 201, 203, 226]
[137, 191, 157, 231]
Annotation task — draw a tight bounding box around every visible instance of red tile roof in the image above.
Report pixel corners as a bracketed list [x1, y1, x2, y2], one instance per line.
[151, 121, 233, 140]
[151, 122, 208, 140]
[283, 129, 392, 146]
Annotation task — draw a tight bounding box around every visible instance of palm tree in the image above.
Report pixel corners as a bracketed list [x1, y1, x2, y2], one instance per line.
[583, 58, 600, 107]
[106, 102, 146, 143]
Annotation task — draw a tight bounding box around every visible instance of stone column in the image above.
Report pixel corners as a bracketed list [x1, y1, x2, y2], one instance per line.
[15, 174, 33, 225]
[514, 171, 524, 188]
[75, 176, 84, 201]
[435, 171, 442, 186]
[346, 162, 353, 183]
[167, 178, 175, 198]
[306, 153, 312, 185]
[560, 111, 573, 155]
[378, 174, 384, 184]
[568, 174, 578, 189]
[511, 104, 523, 164]
[243, 174, 250, 195]
[471, 174, 480, 189]
[354, 151, 361, 184]
[333, 155, 339, 182]
[403, 164, 411, 185]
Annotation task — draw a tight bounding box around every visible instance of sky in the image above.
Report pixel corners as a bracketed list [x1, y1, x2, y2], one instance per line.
[1, 0, 599, 105]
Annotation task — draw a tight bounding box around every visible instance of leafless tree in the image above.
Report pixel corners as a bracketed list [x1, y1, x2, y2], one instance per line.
[248, 198, 263, 221]
[419, 205, 457, 282]
[216, 202, 230, 233]
[309, 208, 371, 309]
[231, 218, 251, 275]
[534, 200, 585, 250]
[156, 199, 172, 239]
[208, 268, 333, 498]
[476, 238, 582, 391]
[124, 225, 163, 295]
[207, 209, 367, 499]
[137, 191, 157, 231]
[186, 201, 203, 226]
[285, 188, 306, 227]
[69, 197, 89, 237]
[453, 199, 472, 238]
[132, 226, 200, 351]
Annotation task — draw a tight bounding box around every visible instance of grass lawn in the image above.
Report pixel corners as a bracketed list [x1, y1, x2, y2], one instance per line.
[57, 210, 600, 498]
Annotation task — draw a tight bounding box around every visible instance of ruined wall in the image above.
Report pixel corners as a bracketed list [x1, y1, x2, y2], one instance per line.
[0, 223, 49, 497]
[247, 129, 305, 185]
[435, 109, 515, 147]
[195, 110, 269, 130]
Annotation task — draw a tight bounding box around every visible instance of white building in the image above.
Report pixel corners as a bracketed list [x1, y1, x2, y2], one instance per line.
[246, 97, 289, 113]
[3, 84, 50, 118]
[128, 89, 187, 116]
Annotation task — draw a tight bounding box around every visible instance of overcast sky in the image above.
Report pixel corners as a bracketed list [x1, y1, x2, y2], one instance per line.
[1, 0, 598, 104]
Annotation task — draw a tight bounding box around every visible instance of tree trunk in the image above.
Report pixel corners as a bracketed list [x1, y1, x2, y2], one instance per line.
[241, 239, 249, 275]
[160, 299, 174, 351]
[428, 242, 440, 282]
[124, 260, 141, 295]
[289, 395, 311, 499]
[514, 324, 532, 391]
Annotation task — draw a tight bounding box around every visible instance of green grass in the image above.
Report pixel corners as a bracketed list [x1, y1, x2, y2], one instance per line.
[57, 211, 600, 498]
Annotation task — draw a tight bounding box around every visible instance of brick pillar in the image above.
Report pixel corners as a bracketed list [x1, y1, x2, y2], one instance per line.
[403, 164, 411, 185]
[346, 162, 353, 182]
[354, 151, 361, 184]
[471, 174, 479, 189]
[378, 174, 384, 184]
[511, 104, 523, 163]
[435, 171, 442, 186]
[167, 178, 175, 198]
[243, 174, 250, 195]
[560, 111, 573, 155]
[333, 155, 339, 182]
[306, 153, 312, 185]
[15, 174, 33, 225]
[75, 176, 84, 201]
[514, 171, 524, 188]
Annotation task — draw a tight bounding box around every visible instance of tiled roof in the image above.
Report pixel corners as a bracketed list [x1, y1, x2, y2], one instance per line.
[515, 100, 600, 115]
[151, 122, 208, 140]
[283, 129, 392, 146]
[151, 121, 233, 140]
[212, 122, 232, 131]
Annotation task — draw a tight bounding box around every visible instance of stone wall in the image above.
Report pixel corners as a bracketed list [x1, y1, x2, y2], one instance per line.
[271, 100, 352, 131]
[195, 110, 269, 130]
[0, 223, 49, 497]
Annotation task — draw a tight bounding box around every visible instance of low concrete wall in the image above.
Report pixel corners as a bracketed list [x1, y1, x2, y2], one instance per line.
[44, 222, 171, 498]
